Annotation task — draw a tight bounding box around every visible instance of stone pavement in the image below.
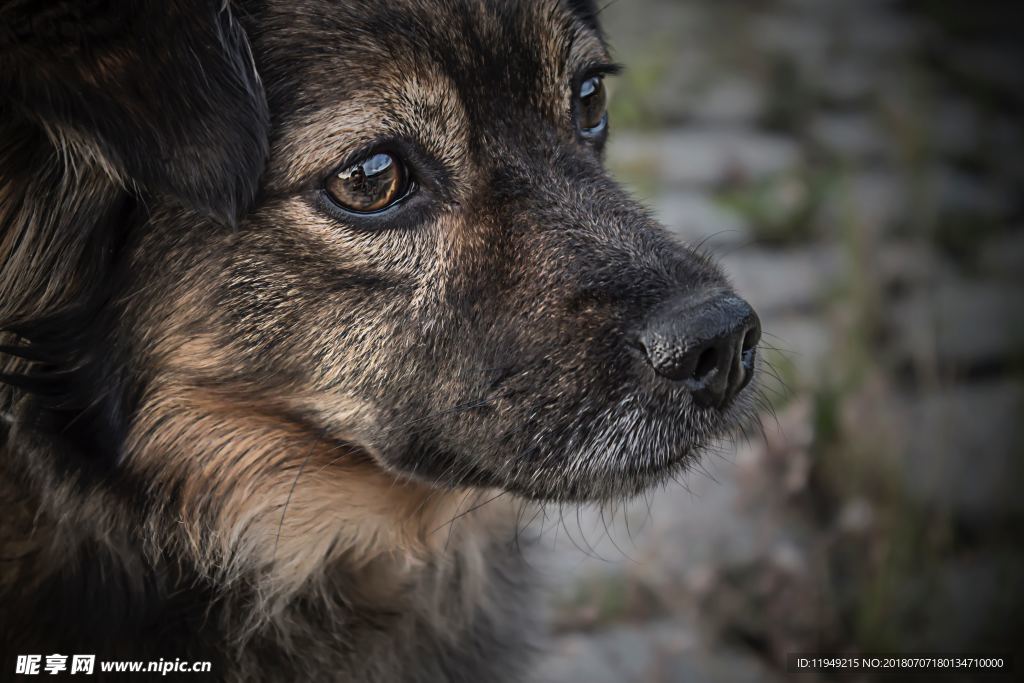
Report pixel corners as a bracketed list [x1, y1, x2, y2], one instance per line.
[534, 1, 1024, 680]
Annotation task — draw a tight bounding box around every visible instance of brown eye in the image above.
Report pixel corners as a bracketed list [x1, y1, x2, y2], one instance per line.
[325, 152, 409, 214]
[578, 75, 608, 135]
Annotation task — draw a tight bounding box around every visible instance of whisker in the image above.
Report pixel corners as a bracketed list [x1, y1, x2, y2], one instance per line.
[273, 451, 313, 559]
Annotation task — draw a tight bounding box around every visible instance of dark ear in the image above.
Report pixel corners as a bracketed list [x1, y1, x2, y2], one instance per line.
[0, 0, 269, 222]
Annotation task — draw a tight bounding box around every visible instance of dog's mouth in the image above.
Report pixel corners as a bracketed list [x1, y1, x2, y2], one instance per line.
[507, 388, 757, 502]
[479, 297, 762, 501]
[355, 353, 760, 504]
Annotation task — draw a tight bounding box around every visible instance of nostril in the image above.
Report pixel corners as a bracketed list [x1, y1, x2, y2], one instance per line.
[692, 346, 718, 383]
[636, 292, 760, 408]
[741, 328, 758, 353]
[739, 318, 761, 368]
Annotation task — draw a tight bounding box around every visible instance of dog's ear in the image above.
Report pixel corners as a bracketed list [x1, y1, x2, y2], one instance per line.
[0, 1, 269, 223]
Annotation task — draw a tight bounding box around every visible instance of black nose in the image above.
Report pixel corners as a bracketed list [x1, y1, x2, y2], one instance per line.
[637, 293, 761, 408]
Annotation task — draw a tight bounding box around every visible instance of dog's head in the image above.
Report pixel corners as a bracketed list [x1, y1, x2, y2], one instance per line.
[2, 0, 759, 577]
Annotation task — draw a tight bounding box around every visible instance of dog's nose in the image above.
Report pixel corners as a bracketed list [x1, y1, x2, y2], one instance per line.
[637, 293, 761, 408]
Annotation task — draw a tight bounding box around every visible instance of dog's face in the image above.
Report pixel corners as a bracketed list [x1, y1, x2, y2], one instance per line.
[4, 0, 760, 554]
[87, 0, 759, 509]
[104, 0, 755, 505]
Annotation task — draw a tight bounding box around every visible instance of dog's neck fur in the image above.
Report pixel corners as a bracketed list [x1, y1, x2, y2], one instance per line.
[0, 428, 538, 682]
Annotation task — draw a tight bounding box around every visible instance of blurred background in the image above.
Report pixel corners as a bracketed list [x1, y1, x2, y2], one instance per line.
[537, 1, 1024, 680]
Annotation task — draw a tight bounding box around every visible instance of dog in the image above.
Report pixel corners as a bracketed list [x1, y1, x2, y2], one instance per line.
[0, 0, 761, 680]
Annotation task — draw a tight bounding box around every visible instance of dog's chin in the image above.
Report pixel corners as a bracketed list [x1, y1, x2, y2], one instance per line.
[500, 448, 701, 503]
[361, 381, 757, 503]
[380, 433, 706, 504]
[501, 391, 756, 503]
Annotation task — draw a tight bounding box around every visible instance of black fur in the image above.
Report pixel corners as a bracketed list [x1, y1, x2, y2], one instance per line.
[0, 0, 269, 223]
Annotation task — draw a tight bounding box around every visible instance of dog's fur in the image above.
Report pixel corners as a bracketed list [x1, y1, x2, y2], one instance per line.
[0, 1, 756, 680]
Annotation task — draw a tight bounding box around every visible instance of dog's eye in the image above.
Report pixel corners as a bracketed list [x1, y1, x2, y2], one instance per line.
[325, 153, 410, 214]
[578, 75, 608, 135]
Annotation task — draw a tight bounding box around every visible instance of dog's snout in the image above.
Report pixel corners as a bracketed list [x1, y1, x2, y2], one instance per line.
[637, 293, 761, 408]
